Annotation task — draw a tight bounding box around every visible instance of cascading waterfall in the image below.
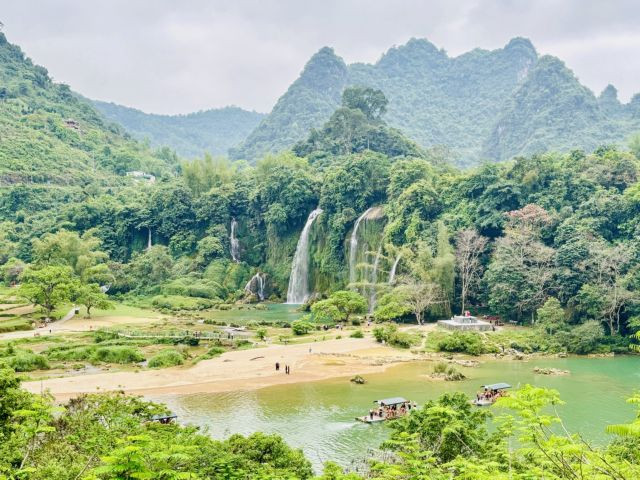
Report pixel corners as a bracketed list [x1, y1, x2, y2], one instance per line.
[230, 218, 240, 262]
[369, 245, 383, 313]
[286, 208, 323, 304]
[245, 272, 266, 301]
[349, 207, 374, 284]
[388, 254, 401, 284]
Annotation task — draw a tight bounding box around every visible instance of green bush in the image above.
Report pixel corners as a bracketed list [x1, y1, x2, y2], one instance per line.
[46, 344, 144, 364]
[388, 331, 417, 349]
[8, 352, 50, 371]
[93, 329, 119, 343]
[148, 349, 184, 368]
[350, 330, 364, 338]
[291, 320, 313, 335]
[431, 361, 465, 381]
[437, 332, 485, 356]
[372, 324, 417, 348]
[151, 295, 215, 311]
[93, 346, 145, 364]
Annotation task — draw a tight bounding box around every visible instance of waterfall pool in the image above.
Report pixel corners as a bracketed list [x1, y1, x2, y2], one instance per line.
[150, 355, 640, 473]
[199, 303, 304, 325]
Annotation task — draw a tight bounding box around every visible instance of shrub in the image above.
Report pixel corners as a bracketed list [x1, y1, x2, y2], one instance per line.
[431, 361, 466, 381]
[559, 321, 605, 354]
[46, 345, 144, 364]
[151, 295, 215, 311]
[93, 329, 119, 343]
[350, 330, 364, 338]
[291, 320, 313, 335]
[93, 346, 145, 364]
[205, 346, 225, 357]
[372, 324, 417, 348]
[437, 332, 485, 356]
[148, 349, 184, 368]
[256, 328, 267, 340]
[8, 352, 50, 371]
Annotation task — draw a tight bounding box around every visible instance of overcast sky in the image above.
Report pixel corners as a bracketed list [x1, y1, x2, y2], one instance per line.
[3, 0, 639, 114]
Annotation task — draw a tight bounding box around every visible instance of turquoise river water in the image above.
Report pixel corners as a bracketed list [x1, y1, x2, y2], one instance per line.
[150, 355, 640, 472]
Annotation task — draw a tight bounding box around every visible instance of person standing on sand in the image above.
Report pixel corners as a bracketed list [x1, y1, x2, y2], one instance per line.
[275, 362, 280, 371]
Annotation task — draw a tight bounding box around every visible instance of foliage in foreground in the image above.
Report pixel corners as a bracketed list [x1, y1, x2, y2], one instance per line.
[2, 365, 640, 479]
[0, 367, 313, 479]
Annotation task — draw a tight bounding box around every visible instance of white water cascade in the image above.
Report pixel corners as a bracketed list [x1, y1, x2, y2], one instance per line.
[369, 245, 383, 313]
[286, 208, 323, 304]
[349, 207, 374, 284]
[388, 254, 401, 284]
[245, 272, 266, 301]
[230, 218, 240, 262]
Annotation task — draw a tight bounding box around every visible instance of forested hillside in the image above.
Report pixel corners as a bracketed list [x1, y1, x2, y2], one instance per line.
[232, 37, 640, 165]
[93, 101, 264, 158]
[0, 33, 175, 185]
[229, 47, 349, 160]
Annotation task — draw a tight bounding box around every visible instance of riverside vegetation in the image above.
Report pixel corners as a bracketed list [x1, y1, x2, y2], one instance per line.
[1, 30, 640, 478]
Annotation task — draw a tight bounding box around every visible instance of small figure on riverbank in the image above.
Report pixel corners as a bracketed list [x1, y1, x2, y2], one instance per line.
[275, 362, 280, 371]
[285, 365, 290, 375]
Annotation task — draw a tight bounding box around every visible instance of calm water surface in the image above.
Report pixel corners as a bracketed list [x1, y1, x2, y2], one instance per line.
[151, 356, 640, 472]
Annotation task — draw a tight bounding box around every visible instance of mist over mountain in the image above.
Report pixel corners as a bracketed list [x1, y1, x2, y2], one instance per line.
[232, 38, 640, 165]
[93, 101, 264, 158]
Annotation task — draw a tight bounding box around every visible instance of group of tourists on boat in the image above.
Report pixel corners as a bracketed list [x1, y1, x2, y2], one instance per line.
[473, 383, 511, 406]
[357, 397, 416, 423]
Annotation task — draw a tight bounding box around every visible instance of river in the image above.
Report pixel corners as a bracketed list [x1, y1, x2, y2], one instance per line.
[150, 355, 640, 472]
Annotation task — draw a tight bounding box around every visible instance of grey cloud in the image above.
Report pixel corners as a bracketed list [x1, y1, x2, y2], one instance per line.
[2, 0, 638, 114]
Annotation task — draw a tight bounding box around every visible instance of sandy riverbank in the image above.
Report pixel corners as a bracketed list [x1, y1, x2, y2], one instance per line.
[23, 336, 420, 400]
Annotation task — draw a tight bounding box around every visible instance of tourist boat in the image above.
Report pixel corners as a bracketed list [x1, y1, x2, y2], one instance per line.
[472, 383, 511, 406]
[356, 397, 415, 423]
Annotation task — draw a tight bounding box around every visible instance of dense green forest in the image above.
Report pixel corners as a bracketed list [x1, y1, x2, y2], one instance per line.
[93, 101, 264, 158]
[1, 29, 640, 349]
[232, 38, 640, 165]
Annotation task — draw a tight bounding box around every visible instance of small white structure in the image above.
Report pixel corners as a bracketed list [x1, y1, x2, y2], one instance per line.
[438, 314, 492, 331]
[126, 171, 156, 183]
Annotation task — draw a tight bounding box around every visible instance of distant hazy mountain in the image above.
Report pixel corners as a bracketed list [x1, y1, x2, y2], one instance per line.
[93, 101, 264, 158]
[231, 38, 640, 165]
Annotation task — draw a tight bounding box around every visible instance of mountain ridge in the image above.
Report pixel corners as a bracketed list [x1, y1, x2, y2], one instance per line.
[93, 101, 264, 158]
[231, 37, 639, 165]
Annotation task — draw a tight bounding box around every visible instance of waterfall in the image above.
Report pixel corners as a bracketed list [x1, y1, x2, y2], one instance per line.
[369, 245, 383, 313]
[230, 218, 240, 262]
[286, 208, 323, 304]
[349, 207, 374, 284]
[245, 272, 266, 301]
[147, 227, 152, 250]
[388, 254, 401, 284]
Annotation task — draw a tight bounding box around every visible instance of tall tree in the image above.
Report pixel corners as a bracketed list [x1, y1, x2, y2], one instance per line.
[18, 266, 77, 320]
[485, 205, 555, 322]
[395, 276, 443, 325]
[455, 228, 487, 315]
[75, 283, 114, 318]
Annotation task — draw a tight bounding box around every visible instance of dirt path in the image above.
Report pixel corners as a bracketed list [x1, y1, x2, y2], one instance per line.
[23, 337, 419, 400]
